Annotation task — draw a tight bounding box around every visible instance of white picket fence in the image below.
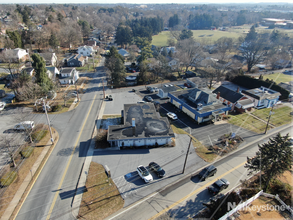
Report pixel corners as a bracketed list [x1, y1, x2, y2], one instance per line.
[219, 190, 293, 220]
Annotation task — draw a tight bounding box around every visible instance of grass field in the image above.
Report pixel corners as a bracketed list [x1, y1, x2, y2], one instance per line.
[262, 72, 293, 84]
[152, 26, 293, 47]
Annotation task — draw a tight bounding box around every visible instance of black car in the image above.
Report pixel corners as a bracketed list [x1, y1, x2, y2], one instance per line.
[149, 162, 165, 178]
[207, 178, 230, 195]
[198, 165, 217, 181]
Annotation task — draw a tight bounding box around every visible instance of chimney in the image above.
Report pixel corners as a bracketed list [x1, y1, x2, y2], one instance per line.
[236, 86, 239, 93]
[217, 92, 220, 99]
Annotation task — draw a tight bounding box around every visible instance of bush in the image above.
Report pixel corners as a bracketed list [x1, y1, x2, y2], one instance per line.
[32, 130, 48, 142]
[52, 104, 62, 112]
[0, 171, 17, 187]
[21, 146, 34, 158]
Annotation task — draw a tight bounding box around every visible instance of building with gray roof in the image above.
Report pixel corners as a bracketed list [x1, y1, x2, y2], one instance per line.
[107, 103, 174, 149]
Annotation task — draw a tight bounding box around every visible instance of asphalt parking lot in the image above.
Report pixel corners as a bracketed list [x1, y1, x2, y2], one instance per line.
[92, 133, 207, 207]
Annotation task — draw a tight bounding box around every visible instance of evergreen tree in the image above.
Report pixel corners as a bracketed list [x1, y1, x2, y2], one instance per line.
[180, 29, 193, 40]
[161, 47, 168, 56]
[32, 54, 53, 93]
[115, 25, 133, 47]
[245, 26, 257, 42]
[245, 133, 293, 192]
[49, 33, 59, 49]
[6, 30, 22, 48]
[168, 14, 179, 28]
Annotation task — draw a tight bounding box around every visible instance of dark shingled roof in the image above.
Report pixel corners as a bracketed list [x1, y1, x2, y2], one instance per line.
[108, 103, 174, 141]
[213, 85, 244, 103]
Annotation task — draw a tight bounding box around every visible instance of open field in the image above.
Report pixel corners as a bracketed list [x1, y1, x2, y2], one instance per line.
[152, 26, 293, 47]
[262, 72, 293, 84]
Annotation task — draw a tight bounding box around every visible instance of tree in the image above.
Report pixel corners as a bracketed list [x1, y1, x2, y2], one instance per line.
[115, 24, 132, 48]
[78, 20, 91, 38]
[245, 133, 293, 192]
[138, 45, 153, 63]
[6, 30, 22, 48]
[168, 14, 180, 28]
[49, 33, 59, 49]
[137, 61, 148, 84]
[215, 37, 234, 60]
[239, 26, 268, 72]
[179, 29, 193, 40]
[111, 58, 126, 86]
[32, 54, 53, 94]
[57, 12, 64, 22]
[0, 136, 17, 167]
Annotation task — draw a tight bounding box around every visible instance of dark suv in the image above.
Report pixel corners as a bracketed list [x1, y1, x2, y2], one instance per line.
[198, 165, 217, 181]
[207, 178, 230, 195]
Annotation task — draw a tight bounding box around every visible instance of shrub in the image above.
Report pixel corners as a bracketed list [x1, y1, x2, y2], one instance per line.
[21, 146, 34, 158]
[52, 104, 62, 112]
[32, 130, 48, 142]
[95, 129, 108, 142]
[0, 171, 17, 187]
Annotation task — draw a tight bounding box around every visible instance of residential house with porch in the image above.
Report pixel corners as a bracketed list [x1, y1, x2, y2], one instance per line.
[46, 66, 60, 81]
[65, 54, 88, 67]
[213, 85, 254, 112]
[77, 45, 97, 56]
[107, 103, 174, 149]
[241, 86, 281, 109]
[58, 68, 79, 85]
[168, 88, 231, 124]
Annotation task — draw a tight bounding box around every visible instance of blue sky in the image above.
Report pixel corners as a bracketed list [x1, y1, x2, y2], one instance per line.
[0, 0, 291, 4]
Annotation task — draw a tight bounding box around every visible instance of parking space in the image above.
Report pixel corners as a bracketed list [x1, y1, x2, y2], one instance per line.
[92, 134, 207, 206]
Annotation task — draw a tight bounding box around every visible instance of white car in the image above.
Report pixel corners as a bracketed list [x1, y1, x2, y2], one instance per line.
[14, 121, 35, 131]
[0, 102, 6, 111]
[137, 165, 153, 183]
[167, 112, 178, 120]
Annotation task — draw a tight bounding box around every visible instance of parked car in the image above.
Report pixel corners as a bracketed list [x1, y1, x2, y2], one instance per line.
[198, 165, 217, 181]
[153, 87, 159, 92]
[14, 121, 35, 131]
[184, 83, 191, 88]
[137, 101, 147, 104]
[145, 96, 153, 102]
[207, 178, 230, 195]
[167, 112, 178, 120]
[137, 165, 153, 183]
[149, 162, 165, 178]
[0, 102, 6, 111]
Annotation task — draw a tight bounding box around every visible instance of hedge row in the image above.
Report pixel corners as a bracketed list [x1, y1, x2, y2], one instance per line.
[0, 171, 17, 187]
[232, 75, 290, 100]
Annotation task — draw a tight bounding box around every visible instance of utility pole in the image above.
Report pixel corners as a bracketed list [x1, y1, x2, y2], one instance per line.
[182, 137, 192, 174]
[43, 99, 54, 144]
[75, 84, 80, 101]
[102, 78, 105, 99]
[264, 104, 275, 134]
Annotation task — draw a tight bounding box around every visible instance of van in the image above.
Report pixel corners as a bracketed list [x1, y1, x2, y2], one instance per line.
[14, 121, 35, 131]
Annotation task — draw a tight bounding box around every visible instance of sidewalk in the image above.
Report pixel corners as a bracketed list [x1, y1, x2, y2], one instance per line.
[1, 130, 59, 220]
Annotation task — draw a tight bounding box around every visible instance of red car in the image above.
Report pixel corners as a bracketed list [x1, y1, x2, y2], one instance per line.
[184, 83, 191, 88]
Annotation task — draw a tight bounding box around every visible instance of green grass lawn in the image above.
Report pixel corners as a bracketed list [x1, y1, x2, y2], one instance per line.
[250, 106, 293, 127]
[228, 113, 271, 134]
[262, 72, 293, 84]
[152, 26, 293, 47]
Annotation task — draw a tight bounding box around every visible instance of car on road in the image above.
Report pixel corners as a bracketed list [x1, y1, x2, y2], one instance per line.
[149, 162, 165, 178]
[167, 112, 177, 120]
[145, 96, 153, 102]
[137, 165, 153, 183]
[207, 178, 230, 195]
[198, 165, 217, 181]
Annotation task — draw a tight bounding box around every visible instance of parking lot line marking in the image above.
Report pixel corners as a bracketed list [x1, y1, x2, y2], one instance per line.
[148, 161, 247, 220]
[46, 94, 97, 220]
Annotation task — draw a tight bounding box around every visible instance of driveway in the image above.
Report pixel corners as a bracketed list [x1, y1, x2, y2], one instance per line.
[92, 134, 207, 207]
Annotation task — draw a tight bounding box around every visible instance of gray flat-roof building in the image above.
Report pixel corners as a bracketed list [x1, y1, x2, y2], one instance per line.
[107, 103, 174, 149]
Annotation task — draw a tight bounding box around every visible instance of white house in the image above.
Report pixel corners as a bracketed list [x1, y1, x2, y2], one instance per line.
[0, 48, 29, 63]
[77, 45, 96, 57]
[107, 103, 174, 149]
[157, 84, 178, 98]
[168, 58, 180, 70]
[58, 68, 79, 85]
[38, 53, 58, 66]
[46, 67, 60, 80]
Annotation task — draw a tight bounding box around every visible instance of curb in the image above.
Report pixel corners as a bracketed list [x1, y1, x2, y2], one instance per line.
[105, 122, 292, 219]
[71, 93, 106, 218]
[2, 129, 59, 220]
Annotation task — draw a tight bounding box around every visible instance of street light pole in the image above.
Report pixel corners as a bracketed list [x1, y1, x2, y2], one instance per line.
[182, 137, 192, 174]
[264, 104, 275, 134]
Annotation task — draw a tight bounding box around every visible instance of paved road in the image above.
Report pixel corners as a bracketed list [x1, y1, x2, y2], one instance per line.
[105, 125, 292, 220]
[15, 61, 105, 220]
